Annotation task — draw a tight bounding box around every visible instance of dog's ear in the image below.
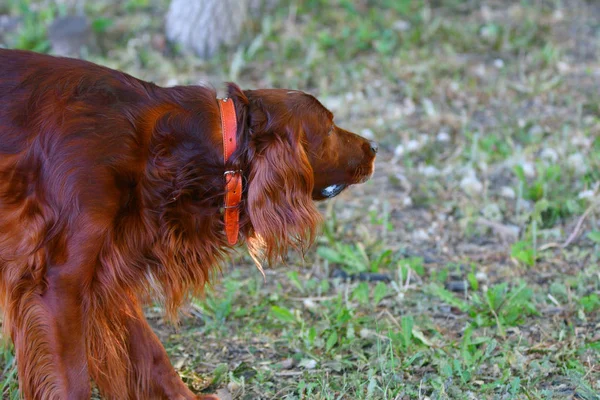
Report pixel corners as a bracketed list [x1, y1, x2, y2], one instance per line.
[246, 113, 322, 264]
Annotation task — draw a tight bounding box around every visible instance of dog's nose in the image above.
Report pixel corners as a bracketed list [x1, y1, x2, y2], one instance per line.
[369, 141, 379, 155]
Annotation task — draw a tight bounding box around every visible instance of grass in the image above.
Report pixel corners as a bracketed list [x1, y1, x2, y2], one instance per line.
[1, 0, 600, 398]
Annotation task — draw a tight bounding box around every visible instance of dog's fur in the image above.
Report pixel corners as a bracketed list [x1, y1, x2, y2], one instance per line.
[0, 49, 377, 399]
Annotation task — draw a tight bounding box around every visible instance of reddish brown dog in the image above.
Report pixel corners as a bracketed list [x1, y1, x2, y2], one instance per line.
[0, 49, 377, 399]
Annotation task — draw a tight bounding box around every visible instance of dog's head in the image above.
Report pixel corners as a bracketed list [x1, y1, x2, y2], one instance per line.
[227, 84, 377, 261]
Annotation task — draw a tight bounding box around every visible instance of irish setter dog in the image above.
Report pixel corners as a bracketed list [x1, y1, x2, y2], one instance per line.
[0, 49, 377, 399]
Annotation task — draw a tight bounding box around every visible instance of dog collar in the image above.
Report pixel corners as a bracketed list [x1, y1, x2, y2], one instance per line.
[218, 97, 241, 245]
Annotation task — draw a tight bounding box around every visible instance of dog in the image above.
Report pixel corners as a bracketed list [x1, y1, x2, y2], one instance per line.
[0, 48, 377, 399]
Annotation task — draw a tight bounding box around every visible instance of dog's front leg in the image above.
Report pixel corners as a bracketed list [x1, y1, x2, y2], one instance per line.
[119, 298, 220, 400]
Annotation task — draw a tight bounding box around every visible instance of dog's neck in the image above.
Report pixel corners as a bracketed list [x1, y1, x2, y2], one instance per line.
[139, 87, 251, 250]
[217, 97, 242, 245]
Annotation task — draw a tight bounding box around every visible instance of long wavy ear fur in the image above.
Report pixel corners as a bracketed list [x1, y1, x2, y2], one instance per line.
[245, 103, 322, 265]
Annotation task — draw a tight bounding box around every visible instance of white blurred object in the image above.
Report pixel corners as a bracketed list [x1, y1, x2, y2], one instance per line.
[460, 170, 483, 196]
[166, 0, 248, 59]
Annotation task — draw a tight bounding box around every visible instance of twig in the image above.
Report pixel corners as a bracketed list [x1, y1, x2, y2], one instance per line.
[539, 195, 600, 250]
[561, 199, 600, 248]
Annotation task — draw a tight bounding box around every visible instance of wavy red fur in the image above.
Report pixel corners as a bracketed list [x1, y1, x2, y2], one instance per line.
[0, 49, 376, 399]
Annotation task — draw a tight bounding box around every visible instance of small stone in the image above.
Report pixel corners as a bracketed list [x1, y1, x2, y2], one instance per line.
[528, 124, 544, 139]
[412, 229, 430, 242]
[437, 131, 451, 142]
[446, 280, 468, 292]
[571, 134, 592, 147]
[557, 61, 570, 74]
[480, 25, 496, 40]
[360, 328, 372, 338]
[493, 59, 504, 68]
[552, 9, 564, 22]
[460, 175, 483, 196]
[578, 190, 595, 200]
[540, 148, 559, 163]
[419, 165, 440, 177]
[303, 298, 317, 309]
[227, 381, 241, 392]
[482, 203, 502, 221]
[393, 20, 411, 31]
[299, 359, 317, 369]
[406, 139, 421, 152]
[279, 358, 295, 370]
[422, 98, 436, 117]
[474, 64, 486, 78]
[521, 162, 536, 178]
[500, 186, 516, 199]
[402, 97, 416, 116]
[568, 153, 587, 175]
[393, 144, 405, 160]
[361, 128, 375, 140]
[475, 271, 488, 282]
[478, 161, 489, 173]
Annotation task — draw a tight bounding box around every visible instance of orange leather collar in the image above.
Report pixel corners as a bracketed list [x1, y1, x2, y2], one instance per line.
[218, 97, 241, 245]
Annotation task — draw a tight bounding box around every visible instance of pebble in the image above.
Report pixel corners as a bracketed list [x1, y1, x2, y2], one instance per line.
[303, 298, 317, 309]
[500, 186, 516, 199]
[412, 229, 430, 242]
[279, 358, 295, 370]
[393, 20, 411, 31]
[474, 64, 486, 78]
[359, 328, 372, 339]
[437, 131, 451, 142]
[419, 165, 440, 177]
[422, 98, 436, 117]
[540, 148, 559, 163]
[460, 175, 483, 196]
[361, 128, 375, 140]
[521, 161, 536, 178]
[446, 280, 468, 292]
[557, 61, 570, 74]
[402, 97, 416, 116]
[406, 139, 421, 152]
[322, 96, 343, 111]
[578, 190, 595, 200]
[568, 153, 587, 175]
[528, 124, 544, 139]
[475, 271, 488, 282]
[299, 359, 317, 369]
[482, 203, 502, 221]
[392, 145, 405, 163]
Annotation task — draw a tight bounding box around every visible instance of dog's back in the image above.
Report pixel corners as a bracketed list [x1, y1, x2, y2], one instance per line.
[0, 50, 150, 288]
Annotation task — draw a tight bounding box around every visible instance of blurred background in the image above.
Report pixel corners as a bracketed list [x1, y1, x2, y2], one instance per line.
[1, 1, 599, 399]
